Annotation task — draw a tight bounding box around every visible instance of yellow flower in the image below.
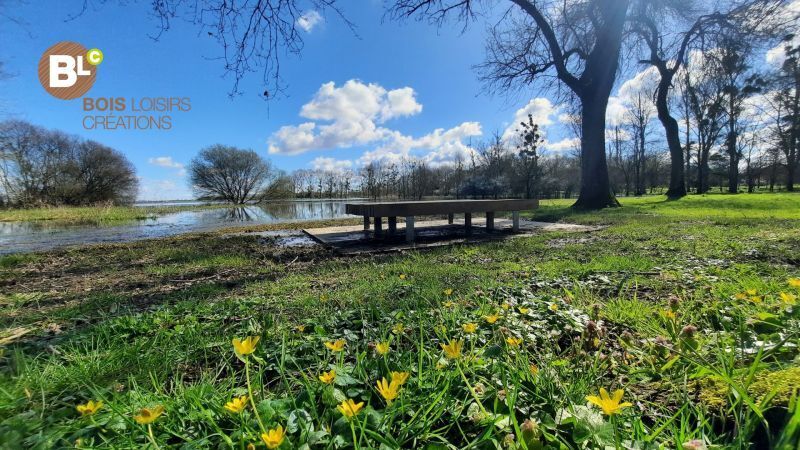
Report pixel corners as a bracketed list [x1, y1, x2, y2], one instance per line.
[319, 369, 336, 384]
[295, 325, 306, 333]
[134, 405, 165, 424]
[391, 371, 410, 385]
[734, 292, 747, 300]
[443, 301, 456, 308]
[376, 377, 401, 404]
[337, 399, 365, 419]
[501, 302, 511, 310]
[441, 339, 463, 359]
[660, 310, 677, 320]
[746, 289, 758, 296]
[506, 336, 523, 347]
[749, 296, 763, 304]
[320, 294, 329, 302]
[518, 307, 530, 314]
[76, 400, 103, 416]
[462, 322, 478, 334]
[549, 303, 558, 312]
[789, 278, 800, 288]
[324, 339, 346, 352]
[399, 274, 407, 280]
[443, 288, 453, 296]
[392, 323, 405, 334]
[779, 292, 797, 305]
[376, 341, 390, 355]
[529, 364, 539, 376]
[232, 336, 260, 356]
[224, 395, 248, 414]
[586, 388, 633, 415]
[261, 425, 285, 449]
[484, 314, 500, 324]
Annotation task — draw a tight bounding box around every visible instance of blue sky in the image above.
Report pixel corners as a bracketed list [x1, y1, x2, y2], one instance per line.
[2, 1, 790, 200]
[2, 1, 573, 199]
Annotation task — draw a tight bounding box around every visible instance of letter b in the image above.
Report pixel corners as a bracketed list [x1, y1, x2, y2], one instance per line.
[50, 55, 77, 88]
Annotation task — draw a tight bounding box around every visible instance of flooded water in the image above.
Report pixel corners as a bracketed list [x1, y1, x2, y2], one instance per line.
[0, 201, 354, 255]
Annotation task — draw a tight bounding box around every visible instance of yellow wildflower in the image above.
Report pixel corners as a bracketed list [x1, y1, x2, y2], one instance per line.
[441, 340, 463, 359]
[376, 377, 400, 404]
[399, 274, 407, 280]
[506, 336, 523, 347]
[746, 289, 758, 296]
[295, 325, 306, 333]
[319, 369, 336, 384]
[549, 303, 558, 311]
[392, 323, 405, 334]
[518, 307, 530, 314]
[261, 425, 285, 449]
[443, 301, 456, 308]
[224, 395, 248, 414]
[443, 288, 453, 296]
[789, 278, 800, 288]
[586, 388, 633, 415]
[735, 292, 747, 300]
[749, 296, 763, 303]
[462, 323, 478, 334]
[484, 314, 500, 324]
[376, 341, 390, 355]
[779, 292, 797, 305]
[337, 399, 365, 419]
[501, 302, 511, 310]
[660, 310, 677, 320]
[134, 405, 165, 424]
[529, 364, 539, 376]
[391, 371, 410, 385]
[324, 339, 346, 352]
[320, 294, 329, 302]
[76, 400, 103, 416]
[232, 336, 260, 356]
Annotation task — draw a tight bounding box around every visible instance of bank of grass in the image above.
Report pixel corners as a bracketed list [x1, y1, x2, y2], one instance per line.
[0, 203, 225, 224]
[0, 193, 798, 449]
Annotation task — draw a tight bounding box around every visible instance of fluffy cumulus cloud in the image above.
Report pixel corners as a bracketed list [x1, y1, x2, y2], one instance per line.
[501, 97, 558, 142]
[309, 156, 353, 172]
[296, 10, 323, 32]
[268, 79, 481, 167]
[148, 156, 186, 176]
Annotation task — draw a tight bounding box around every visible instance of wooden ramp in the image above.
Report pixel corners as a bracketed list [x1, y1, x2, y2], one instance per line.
[303, 218, 598, 255]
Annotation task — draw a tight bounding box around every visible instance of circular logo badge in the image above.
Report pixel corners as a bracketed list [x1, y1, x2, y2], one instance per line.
[38, 41, 99, 100]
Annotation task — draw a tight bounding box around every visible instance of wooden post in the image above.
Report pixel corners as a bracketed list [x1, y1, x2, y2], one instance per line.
[388, 216, 397, 235]
[512, 211, 520, 232]
[374, 217, 383, 238]
[447, 213, 454, 224]
[464, 213, 472, 236]
[363, 215, 370, 231]
[405, 216, 415, 243]
[486, 211, 495, 231]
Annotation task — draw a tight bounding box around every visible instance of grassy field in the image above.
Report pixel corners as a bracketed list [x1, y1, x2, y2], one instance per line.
[0, 193, 799, 449]
[0, 204, 224, 224]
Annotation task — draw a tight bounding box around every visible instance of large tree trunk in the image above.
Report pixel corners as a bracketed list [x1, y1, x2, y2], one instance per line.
[573, 97, 620, 209]
[655, 76, 686, 199]
[727, 131, 738, 193]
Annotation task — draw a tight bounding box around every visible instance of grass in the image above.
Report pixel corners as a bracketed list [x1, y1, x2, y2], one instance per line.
[0, 204, 225, 225]
[0, 193, 798, 449]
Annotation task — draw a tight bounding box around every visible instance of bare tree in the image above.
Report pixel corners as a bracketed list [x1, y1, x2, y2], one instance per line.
[390, 0, 629, 209]
[189, 145, 277, 203]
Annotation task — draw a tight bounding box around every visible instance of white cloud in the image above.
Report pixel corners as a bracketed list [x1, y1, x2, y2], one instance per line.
[137, 178, 192, 201]
[296, 10, 323, 33]
[309, 156, 353, 172]
[502, 97, 558, 142]
[148, 156, 186, 176]
[544, 137, 580, 153]
[268, 79, 480, 168]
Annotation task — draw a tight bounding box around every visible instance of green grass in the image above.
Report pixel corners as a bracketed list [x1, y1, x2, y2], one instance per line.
[0, 204, 224, 224]
[0, 193, 798, 449]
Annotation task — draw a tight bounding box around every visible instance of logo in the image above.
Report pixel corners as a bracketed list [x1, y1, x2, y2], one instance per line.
[38, 41, 103, 100]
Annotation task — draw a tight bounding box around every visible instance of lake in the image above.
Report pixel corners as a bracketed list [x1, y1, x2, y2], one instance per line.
[0, 201, 355, 255]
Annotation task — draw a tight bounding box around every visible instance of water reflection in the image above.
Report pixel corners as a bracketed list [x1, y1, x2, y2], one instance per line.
[0, 201, 355, 254]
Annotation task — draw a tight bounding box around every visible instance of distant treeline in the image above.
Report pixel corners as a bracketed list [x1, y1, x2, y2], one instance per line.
[0, 120, 138, 207]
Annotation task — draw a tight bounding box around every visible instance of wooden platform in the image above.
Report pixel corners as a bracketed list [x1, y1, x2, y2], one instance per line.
[303, 217, 598, 255]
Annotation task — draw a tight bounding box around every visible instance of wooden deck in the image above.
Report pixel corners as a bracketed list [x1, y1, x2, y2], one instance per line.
[345, 199, 538, 243]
